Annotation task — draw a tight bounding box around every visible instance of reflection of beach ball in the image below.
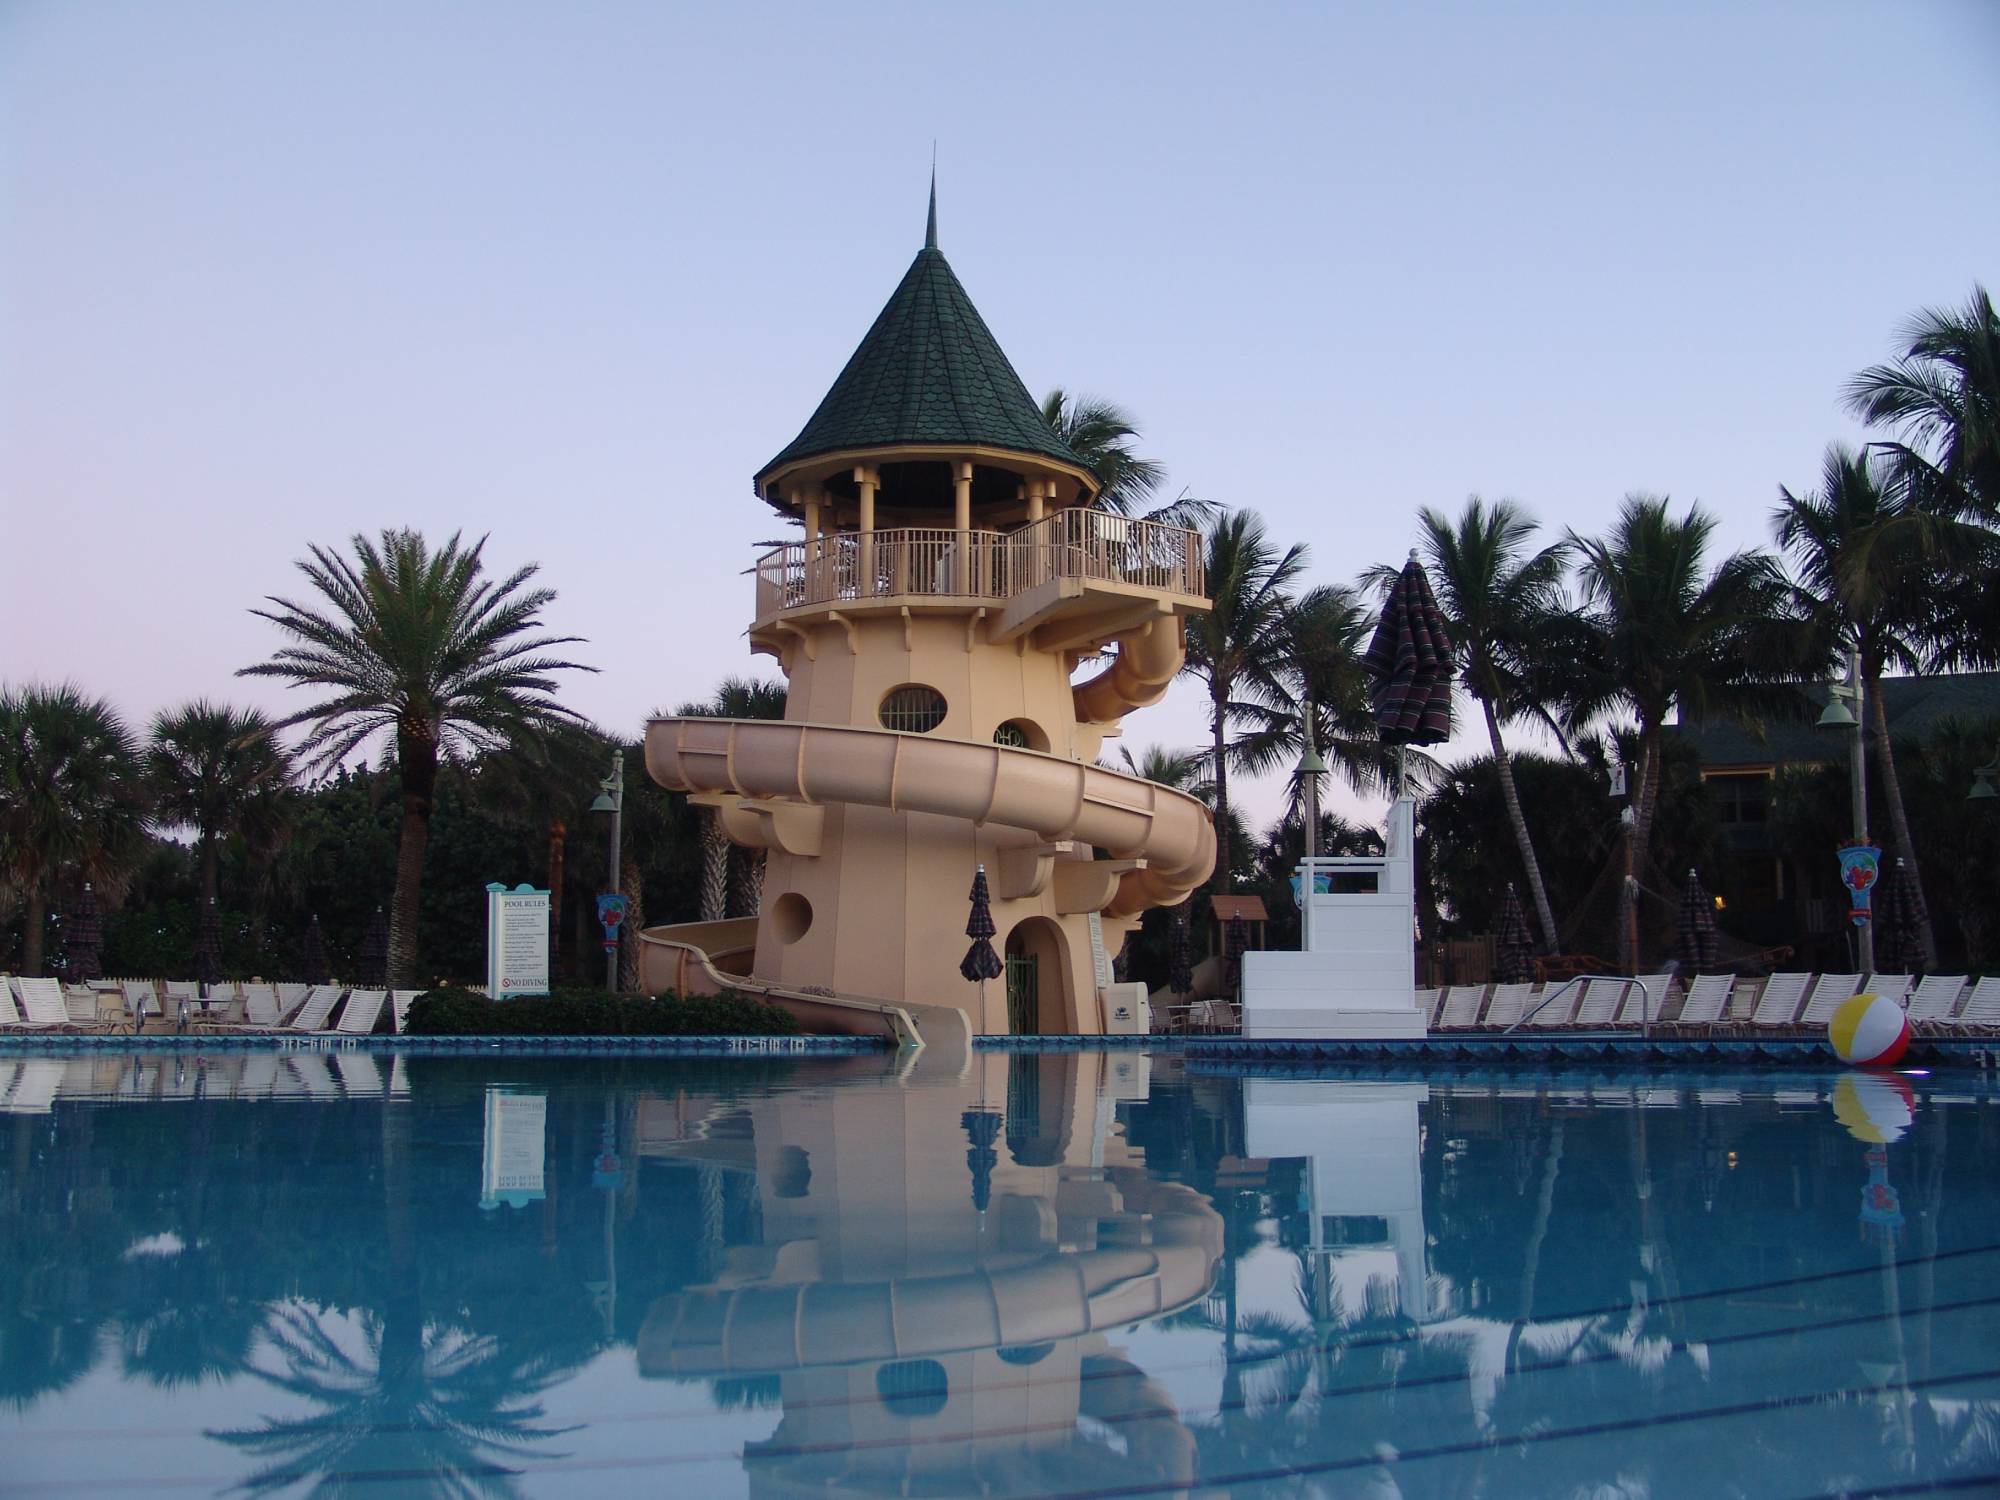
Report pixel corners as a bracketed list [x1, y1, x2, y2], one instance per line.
[1833, 1072, 1915, 1144]
[1828, 991, 1909, 1068]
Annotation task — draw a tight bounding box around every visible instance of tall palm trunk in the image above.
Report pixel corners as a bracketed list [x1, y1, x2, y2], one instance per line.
[198, 832, 221, 908]
[1209, 676, 1232, 887]
[22, 891, 46, 975]
[699, 810, 728, 923]
[386, 736, 437, 988]
[1623, 724, 1665, 973]
[1865, 670, 1935, 966]
[1482, 698, 1558, 952]
[618, 852, 644, 994]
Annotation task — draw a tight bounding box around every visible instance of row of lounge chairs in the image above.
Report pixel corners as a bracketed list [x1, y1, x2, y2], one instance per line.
[0, 1050, 412, 1112]
[1419, 972, 2000, 1035]
[0, 977, 424, 1035]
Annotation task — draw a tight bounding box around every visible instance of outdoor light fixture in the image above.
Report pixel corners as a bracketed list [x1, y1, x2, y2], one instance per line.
[1815, 696, 1858, 730]
[589, 790, 617, 814]
[1970, 757, 1999, 803]
[592, 750, 625, 991]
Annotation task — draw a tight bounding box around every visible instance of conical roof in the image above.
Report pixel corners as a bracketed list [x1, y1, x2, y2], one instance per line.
[757, 185, 1087, 492]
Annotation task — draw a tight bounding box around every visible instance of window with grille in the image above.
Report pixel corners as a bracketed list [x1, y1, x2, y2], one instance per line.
[993, 722, 1029, 749]
[879, 685, 946, 734]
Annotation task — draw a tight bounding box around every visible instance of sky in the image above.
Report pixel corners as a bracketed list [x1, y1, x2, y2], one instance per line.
[3, 1, 1997, 829]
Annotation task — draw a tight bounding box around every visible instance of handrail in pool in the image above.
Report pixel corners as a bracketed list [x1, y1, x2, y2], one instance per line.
[1507, 971, 1667, 1040]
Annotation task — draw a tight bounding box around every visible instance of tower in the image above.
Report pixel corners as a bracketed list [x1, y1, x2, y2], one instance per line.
[642, 184, 1213, 1034]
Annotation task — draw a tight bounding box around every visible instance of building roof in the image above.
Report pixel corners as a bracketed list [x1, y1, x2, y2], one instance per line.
[756, 183, 1086, 493]
[1208, 895, 1270, 924]
[1675, 670, 2000, 771]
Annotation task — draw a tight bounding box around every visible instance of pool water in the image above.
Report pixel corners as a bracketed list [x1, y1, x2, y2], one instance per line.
[2, 1047, 1996, 1497]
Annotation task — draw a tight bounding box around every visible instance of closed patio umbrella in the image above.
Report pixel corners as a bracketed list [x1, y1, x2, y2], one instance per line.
[1362, 550, 1455, 748]
[191, 898, 222, 991]
[357, 906, 389, 987]
[959, 866, 1003, 984]
[1494, 884, 1534, 984]
[1223, 914, 1250, 993]
[65, 883, 103, 984]
[301, 913, 330, 986]
[1166, 899, 1194, 997]
[1676, 869, 1718, 973]
[961, 1106, 1001, 1214]
[1876, 858, 1926, 978]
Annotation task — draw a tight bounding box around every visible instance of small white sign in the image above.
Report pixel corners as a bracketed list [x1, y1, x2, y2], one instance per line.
[485, 883, 551, 999]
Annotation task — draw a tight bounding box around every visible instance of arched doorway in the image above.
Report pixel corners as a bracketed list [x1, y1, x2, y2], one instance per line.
[1004, 917, 1072, 1035]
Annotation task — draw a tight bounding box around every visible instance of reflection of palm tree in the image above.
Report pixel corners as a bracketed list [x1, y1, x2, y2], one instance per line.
[207, 1302, 579, 1497]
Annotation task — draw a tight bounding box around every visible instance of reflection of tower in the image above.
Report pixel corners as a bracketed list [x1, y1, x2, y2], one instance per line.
[640, 185, 1214, 1035]
[634, 1052, 1217, 1496]
[1241, 1080, 1430, 1323]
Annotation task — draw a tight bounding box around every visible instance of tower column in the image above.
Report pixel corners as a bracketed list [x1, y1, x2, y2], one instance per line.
[953, 460, 973, 594]
[856, 466, 878, 598]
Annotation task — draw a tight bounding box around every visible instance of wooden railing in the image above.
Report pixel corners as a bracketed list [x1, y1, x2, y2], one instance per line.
[753, 512, 1205, 617]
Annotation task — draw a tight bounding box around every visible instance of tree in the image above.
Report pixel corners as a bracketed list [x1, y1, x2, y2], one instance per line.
[0, 683, 149, 974]
[1844, 284, 2000, 521]
[1772, 445, 1988, 968]
[144, 701, 292, 910]
[1182, 511, 1308, 887]
[1410, 498, 1570, 952]
[240, 530, 592, 986]
[674, 676, 787, 922]
[1041, 389, 1167, 516]
[1566, 497, 1793, 968]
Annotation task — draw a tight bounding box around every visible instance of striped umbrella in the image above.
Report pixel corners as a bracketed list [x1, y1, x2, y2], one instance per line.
[301, 913, 330, 986]
[1876, 858, 1926, 978]
[65, 883, 104, 984]
[959, 865, 1003, 983]
[357, 905, 389, 987]
[192, 898, 222, 990]
[1494, 884, 1534, 983]
[1362, 550, 1456, 746]
[961, 1106, 1001, 1213]
[1676, 868, 1718, 973]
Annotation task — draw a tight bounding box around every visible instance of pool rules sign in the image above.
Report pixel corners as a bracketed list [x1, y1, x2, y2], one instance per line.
[485, 883, 551, 999]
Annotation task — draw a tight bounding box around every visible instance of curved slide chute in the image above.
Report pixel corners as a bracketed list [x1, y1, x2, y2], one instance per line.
[646, 716, 1215, 918]
[1071, 616, 1186, 725]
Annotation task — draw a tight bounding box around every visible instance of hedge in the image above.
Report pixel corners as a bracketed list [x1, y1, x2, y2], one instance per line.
[401, 985, 800, 1037]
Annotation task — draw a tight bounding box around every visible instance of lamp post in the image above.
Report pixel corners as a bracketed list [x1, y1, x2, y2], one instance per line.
[1816, 647, 1873, 974]
[589, 748, 625, 992]
[1970, 752, 1999, 803]
[1299, 727, 1327, 861]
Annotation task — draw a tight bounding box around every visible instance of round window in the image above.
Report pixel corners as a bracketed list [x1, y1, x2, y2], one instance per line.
[992, 719, 1048, 752]
[770, 892, 813, 944]
[875, 1358, 949, 1418]
[879, 685, 946, 734]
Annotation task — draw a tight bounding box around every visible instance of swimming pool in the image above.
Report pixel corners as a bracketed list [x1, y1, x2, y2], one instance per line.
[1, 1046, 1995, 1496]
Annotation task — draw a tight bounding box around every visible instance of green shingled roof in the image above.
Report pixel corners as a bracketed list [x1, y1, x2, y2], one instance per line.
[757, 195, 1085, 490]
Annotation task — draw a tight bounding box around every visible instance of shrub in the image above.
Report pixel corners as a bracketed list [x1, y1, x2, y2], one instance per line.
[401, 985, 800, 1037]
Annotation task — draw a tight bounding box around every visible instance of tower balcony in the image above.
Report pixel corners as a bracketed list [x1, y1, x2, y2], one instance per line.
[751, 509, 1207, 649]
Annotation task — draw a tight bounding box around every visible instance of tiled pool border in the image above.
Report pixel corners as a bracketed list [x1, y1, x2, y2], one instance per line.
[0, 1033, 889, 1056]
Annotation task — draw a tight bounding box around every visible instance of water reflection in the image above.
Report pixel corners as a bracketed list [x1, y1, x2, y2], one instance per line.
[0, 1048, 1996, 1496]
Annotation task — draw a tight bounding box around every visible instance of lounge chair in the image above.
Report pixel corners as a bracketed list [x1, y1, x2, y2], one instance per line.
[1616, 974, 1676, 1028]
[1571, 979, 1622, 1027]
[275, 983, 309, 1022]
[337, 990, 387, 1035]
[1671, 974, 1735, 1033]
[63, 984, 101, 1023]
[1907, 975, 1969, 1032]
[1798, 973, 1863, 1028]
[1947, 976, 2000, 1034]
[1743, 973, 1811, 1029]
[1524, 981, 1583, 1028]
[1436, 984, 1488, 1028]
[1864, 974, 1913, 1003]
[12, 977, 75, 1028]
[1484, 983, 1533, 1029]
[240, 984, 281, 1027]
[0, 979, 20, 1026]
[286, 986, 343, 1032]
[2, 1059, 64, 1113]
[120, 980, 160, 1033]
[391, 991, 423, 1034]
[1415, 987, 1441, 1026]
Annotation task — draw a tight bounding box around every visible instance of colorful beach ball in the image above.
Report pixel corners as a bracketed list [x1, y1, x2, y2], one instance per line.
[1828, 991, 1910, 1069]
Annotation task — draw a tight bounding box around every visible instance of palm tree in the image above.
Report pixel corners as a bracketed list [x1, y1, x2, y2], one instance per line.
[240, 530, 592, 986]
[144, 701, 292, 910]
[0, 683, 149, 974]
[1041, 389, 1167, 516]
[1773, 445, 1990, 968]
[1844, 284, 2000, 521]
[1183, 511, 1308, 887]
[1566, 497, 1793, 968]
[1409, 498, 1570, 952]
[675, 676, 787, 921]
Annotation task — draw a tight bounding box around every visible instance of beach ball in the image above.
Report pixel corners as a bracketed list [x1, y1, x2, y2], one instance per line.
[1828, 991, 1909, 1069]
[1833, 1072, 1914, 1144]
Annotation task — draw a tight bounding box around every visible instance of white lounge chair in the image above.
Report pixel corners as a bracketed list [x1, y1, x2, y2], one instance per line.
[1437, 985, 1488, 1028]
[1617, 974, 1676, 1027]
[12, 977, 73, 1028]
[1416, 987, 1441, 1026]
[1745, 973, 1811, 1028]
[1908, 975, 1969, 1029]
[241, 984, 281, 1027]
[1799, 973, 1862, 1028]
[0, 979, 21, 1027]
[120, 980, 159, 1032]
[1571, 979, 1623, 1027]
[1483, 984, 1532, 1029]
[275, 983, 309, 1022]
[1525, 982, 1583, 1027]
[336, 990, 387, 1035]
[1948, 977, 2000, 1033]
[286, 986, 343, 1032]
[391, 991, 422, 1034]
[1864, 974, 1913, 1004]
[1673, 975, 1735, 1031]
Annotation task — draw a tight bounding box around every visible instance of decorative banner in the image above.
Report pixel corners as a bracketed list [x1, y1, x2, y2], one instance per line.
[1837, 841, 1881, 927]
[597, 892, 631, 954]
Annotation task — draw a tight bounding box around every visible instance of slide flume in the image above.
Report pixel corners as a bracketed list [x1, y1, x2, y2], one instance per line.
[645, 716, 1216, 917]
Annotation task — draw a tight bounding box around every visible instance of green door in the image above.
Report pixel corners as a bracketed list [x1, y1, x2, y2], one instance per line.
[1005, 954, 1039, 1035]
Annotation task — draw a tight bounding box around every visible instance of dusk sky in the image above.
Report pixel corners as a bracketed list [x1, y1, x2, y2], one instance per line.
[4, 1, 1996, 826]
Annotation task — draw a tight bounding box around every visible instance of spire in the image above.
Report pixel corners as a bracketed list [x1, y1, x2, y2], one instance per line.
[925, 164, 938, 250]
